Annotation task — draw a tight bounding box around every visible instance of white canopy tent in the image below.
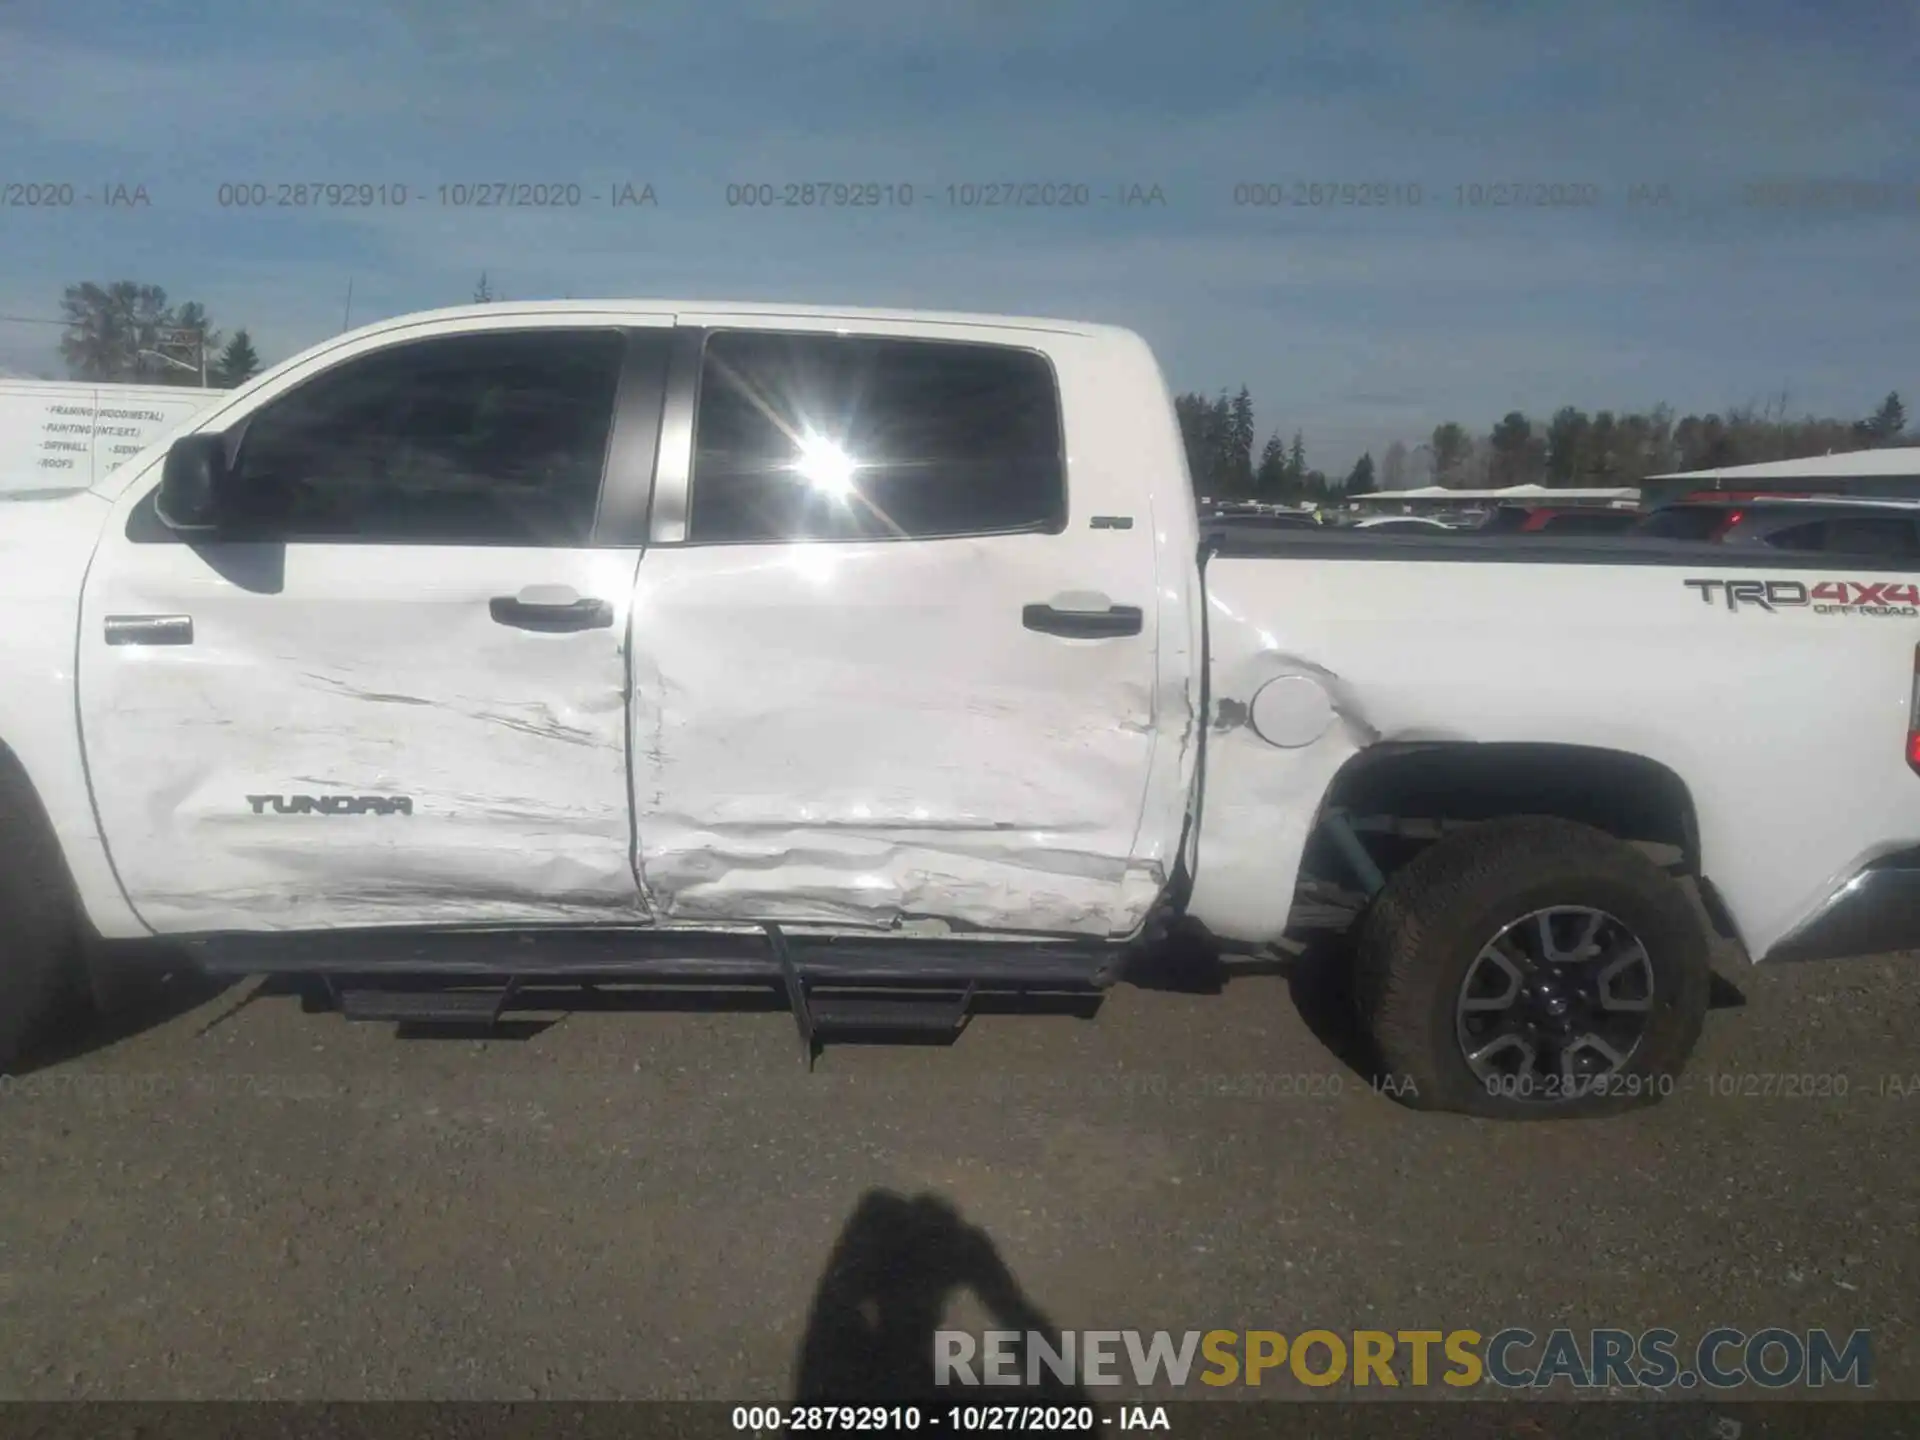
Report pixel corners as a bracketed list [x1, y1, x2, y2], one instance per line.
[1350, 484, 1639, 508]
[1647, 447, 1920, 484]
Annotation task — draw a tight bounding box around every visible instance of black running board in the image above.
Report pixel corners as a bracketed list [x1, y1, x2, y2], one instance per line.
[184, 923, 1121, 1066]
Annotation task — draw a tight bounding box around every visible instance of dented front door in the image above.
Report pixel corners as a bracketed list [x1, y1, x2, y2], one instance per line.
[76, 321, 665, 933]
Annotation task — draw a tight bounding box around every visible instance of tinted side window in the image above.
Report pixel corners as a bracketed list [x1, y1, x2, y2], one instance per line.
[228, 329, 623, 544]
[1762, 520, 1828, 552]
[1540, 511, 1636, 534]
[1634, 507, 1725, 540]
[687, 331, 1066, 543]
[1806, 516, 1920, 556]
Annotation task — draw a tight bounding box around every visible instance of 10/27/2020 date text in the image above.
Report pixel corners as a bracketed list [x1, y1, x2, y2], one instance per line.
[730, 1405, 1105, 1432]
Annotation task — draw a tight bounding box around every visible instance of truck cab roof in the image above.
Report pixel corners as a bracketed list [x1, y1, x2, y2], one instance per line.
[346, 299, 1141, 341]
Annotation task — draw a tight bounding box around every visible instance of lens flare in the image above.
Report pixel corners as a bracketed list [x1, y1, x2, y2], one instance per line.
[792, 433, 857, 499]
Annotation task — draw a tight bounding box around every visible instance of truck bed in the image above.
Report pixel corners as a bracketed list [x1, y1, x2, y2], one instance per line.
[1203, 522, 1920, 570]
[1188, 523, 1920, 960]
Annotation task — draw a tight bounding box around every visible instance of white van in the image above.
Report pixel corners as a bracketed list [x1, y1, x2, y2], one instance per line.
[0, 381, 228, 497]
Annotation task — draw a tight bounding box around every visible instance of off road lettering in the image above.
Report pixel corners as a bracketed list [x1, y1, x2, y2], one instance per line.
[245, 794, 412, 816]
[1684, 578, 1918, 612]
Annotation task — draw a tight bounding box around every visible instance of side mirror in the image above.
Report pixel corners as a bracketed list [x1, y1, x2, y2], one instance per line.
[155, 434, 230, 532]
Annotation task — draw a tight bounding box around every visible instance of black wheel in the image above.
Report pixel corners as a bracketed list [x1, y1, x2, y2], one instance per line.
[0, 750, 83, 1074]
[1354, 816, 1710, 1118]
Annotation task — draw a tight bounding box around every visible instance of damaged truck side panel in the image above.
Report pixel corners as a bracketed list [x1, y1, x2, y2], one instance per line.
[1188, 548, 1920, 964]
[625, 536, 1168, 934]
[624, 317, 1199, 938]
[78, 539, 651, 932]
[3, 298, 1919, 1116]
[72, 310, 677, 934]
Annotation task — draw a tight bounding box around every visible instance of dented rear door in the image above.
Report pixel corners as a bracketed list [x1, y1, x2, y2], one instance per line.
[626, 319, 1165, 937]
[78, 319, 671, 933]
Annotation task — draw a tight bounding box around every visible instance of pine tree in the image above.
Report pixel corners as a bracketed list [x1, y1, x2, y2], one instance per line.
[212, 330, 261, 387]
[1228, 387, 1257, 495]
[1869, 392, 1907, 445]
[1345, 452, 1376, 496]
[1209, 394, 1235, 496]
[1255, 432, 1288, 500]
[1429, 422, 1470, 484]
[1174, 393, 1215, 499]
[1174, 391, 1244, 500]
[1544, 408, 1588, 486]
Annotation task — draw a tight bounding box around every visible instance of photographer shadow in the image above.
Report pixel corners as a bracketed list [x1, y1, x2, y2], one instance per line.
[793, 1189, 1092, 1409]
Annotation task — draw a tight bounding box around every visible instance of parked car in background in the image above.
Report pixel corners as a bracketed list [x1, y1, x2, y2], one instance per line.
[1350, 515, 1460, 532]
[1214, 508, 1324, 530]
[1480, 505, 1641, 535]
[1526, 509, 1641, 535]
[1632, 496, 1920, 558]
[1479, 505, 1539, 533]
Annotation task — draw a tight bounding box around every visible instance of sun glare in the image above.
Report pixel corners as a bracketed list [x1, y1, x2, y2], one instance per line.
[791, 432, 858, 499]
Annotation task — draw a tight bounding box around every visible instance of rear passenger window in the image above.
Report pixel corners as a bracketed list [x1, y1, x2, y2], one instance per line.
[1540, 511, 1635, 534]
[1636, 507, 1725, 540]
[1818, 517, 1920, 557]
[687, 331, 1066, 543]
[1764, 521, 1828, 552]
[1766, 517, 1920, 556]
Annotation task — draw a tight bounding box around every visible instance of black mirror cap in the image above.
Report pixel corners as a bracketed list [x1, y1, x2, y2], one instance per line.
[155, 434, 229, 531]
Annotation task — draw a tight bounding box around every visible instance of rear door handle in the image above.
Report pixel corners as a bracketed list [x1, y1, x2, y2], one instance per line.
[489, 586, 614, 633]
[1022, 602, 1144, 639]
[105, 614, 194, 646]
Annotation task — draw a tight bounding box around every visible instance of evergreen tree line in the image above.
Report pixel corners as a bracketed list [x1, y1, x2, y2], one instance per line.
[1177, 386, 1376, 503]
[53, 281, 263, 388]
[1180, 387, 1911, 502]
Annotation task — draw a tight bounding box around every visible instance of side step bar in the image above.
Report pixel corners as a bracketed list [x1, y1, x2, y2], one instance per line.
[337, 986, 512, 1026]
[185, 923, 1120, 1067]
[806, 992, 973, 1034]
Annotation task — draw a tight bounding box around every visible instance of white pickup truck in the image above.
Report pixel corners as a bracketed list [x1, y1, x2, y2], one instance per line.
[3, 301, 1916, 1117]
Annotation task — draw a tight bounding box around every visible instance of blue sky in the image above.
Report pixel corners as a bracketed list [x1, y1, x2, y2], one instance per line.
[1, 0, 1916, 473]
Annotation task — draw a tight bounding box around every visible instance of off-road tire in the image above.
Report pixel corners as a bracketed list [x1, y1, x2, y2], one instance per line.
[0, 750, 82, 1074]
[1354, 816, 1710, 1119]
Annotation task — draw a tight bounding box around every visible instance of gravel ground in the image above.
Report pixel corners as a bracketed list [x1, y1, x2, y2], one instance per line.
[0, 938, 1914, 1403]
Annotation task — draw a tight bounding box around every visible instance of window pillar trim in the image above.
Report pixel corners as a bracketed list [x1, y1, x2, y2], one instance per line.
[647, 326, 708, 546]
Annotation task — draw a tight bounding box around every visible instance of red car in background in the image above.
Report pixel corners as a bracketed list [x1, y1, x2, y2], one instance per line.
[1480, 505, 1641, 535]
[1631, 495, 1920, 557]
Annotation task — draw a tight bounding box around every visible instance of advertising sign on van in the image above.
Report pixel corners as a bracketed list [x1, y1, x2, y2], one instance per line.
[0, 381, 228, 497]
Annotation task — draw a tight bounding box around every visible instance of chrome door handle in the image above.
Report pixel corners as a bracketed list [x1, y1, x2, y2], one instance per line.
[104, 615, 194, 646]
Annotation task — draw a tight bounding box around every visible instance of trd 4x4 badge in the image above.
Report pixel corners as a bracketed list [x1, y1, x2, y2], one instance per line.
[1683, 578, 1920, 616]
[245, 794, 413, 816]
